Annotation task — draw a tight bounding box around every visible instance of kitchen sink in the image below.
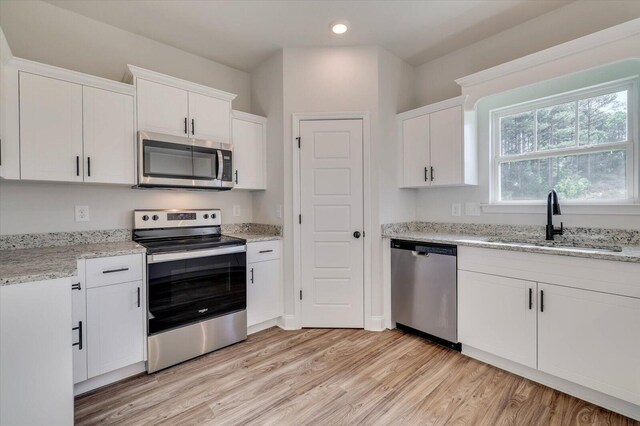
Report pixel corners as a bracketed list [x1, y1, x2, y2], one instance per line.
[484, 237, 623, 253]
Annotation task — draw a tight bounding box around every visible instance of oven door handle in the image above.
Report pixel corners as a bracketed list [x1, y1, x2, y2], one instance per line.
[147, 245, 246, 263]
[216, 150, 224, 181]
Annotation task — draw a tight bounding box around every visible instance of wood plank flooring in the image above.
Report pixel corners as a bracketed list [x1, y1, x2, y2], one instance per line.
[75, 328, 638, 425]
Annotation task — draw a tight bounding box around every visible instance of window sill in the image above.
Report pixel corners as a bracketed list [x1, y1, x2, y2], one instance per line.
[481, 203, 640, 215]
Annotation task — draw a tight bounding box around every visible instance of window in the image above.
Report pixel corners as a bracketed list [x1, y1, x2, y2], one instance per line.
[491, 79, 637, 204]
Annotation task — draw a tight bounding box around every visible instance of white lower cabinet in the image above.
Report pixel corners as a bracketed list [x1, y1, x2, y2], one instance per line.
[246, 241, 282, 327]
[87, 280, 144, 378]
[458, 271, 537, 369]
[537, 282, 640, 405]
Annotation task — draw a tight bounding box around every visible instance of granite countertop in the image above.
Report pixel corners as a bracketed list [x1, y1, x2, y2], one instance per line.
[223, 233, 283, 243]
[0, 241, 145, 286]
[382, 229, 640, 264]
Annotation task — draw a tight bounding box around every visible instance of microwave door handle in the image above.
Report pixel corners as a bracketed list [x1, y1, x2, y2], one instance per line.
[216, 150, 224, 181]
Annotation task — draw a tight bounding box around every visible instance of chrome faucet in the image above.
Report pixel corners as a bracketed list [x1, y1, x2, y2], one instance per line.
[546, 189, 563, 240]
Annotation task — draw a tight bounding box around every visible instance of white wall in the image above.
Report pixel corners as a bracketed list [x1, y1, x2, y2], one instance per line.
[0, 1, 255, 235]
[415, 1, 640, 106]
[0, 181, 253, 235]
[0, 0, 251, 111]
[251, 51, 284, 226]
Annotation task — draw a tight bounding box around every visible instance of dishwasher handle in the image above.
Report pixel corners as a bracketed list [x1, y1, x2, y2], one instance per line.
[391, 239, 457, 256]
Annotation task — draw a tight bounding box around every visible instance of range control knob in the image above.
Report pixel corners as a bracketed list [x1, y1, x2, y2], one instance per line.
[203, 214, 209, 219]
[142, 215, 149, 221]
[152, 215, 159, 221]
[211, 213, 217, 219]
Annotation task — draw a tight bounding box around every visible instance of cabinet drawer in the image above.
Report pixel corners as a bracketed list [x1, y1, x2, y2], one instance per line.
[86, 254, 143, 288]
[247, 241, 281, 263]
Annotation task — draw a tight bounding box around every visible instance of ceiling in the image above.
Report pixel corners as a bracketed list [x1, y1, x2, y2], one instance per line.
[44, 0, 573, 72]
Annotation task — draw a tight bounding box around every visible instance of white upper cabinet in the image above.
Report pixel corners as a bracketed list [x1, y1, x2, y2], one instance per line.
[232, 110, 267, 190]
[397, 96, 477, 188]
[19, 72, 83, 182]
[136, 78, 189, 137]
[127, 65, 236, 143]
[189, 91, 230, 142]
[83, 86, 135, 184]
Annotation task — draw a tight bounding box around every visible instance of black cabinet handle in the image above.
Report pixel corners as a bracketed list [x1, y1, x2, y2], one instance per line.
[431, 166, 435, 181]
[540, 290, 545, 312]
[87, 157, 91, 177]
[235, 170, 238, 184]
[250, 267, 254, 283]
[191, 119, 195, 135]
[72, 321, 83, 350]
[259, 249, 273, 253]
[76, 156, 80, 176]
[424, 167, 428, 182]
[528, 288, 532, 310]
[137, 287, 141, 308]
[184, 117, 188, 134]
[72, 282, 81, 291]
[102, 267, 129, 274]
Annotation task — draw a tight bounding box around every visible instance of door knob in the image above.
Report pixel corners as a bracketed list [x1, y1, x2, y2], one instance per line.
[353, 231, 361, 239]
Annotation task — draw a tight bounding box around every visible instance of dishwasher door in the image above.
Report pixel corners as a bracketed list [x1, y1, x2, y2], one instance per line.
[391, 240, 457, 344]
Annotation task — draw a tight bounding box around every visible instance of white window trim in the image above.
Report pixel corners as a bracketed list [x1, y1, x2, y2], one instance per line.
[488, 77, 640, 212]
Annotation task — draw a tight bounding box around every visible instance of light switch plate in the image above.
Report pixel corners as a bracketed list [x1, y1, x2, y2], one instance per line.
[465, 202, 481, 216]
[451, 203, 462, 217]
[75, 205, 90, 222]
[233, 205, 241, 217]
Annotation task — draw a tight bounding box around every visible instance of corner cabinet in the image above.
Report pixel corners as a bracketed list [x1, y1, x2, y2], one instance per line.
[127, 65, 237, 143]
[4, 59, 136, 184]
[397, 96, 477, 188]
[232, 110, 267, 190]
[458, 247, 640, 411]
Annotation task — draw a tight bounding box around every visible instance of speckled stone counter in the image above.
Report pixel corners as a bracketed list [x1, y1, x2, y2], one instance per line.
[0, 240, 145, 286]
[382, 222, 640, 264]
[222, 223, 283, 243]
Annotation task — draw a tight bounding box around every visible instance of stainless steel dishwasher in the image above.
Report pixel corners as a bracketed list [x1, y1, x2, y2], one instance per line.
[391, 239, 460, 350]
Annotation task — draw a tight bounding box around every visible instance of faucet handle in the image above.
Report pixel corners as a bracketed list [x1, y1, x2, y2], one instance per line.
[557, 221, 564, 235]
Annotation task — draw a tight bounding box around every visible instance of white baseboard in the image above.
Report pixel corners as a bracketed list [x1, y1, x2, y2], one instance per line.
[278, 315, 299, 330]
[74, 361, 146, 396]
[463, 345, 640, 421]
[366, 316, 385, 331]
[248, 318, 280, 335]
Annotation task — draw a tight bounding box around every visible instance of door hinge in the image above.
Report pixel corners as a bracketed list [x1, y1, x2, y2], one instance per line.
[299, 214, 302, 224]
[300, 290, 302, 300]
[296, 137, 301, 148]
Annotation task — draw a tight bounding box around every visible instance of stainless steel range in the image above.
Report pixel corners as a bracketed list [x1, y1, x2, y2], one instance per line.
[133, 209, 247, 373]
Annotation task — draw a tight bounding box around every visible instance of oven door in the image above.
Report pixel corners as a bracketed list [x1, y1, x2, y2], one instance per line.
[147, 248, 246, 335]
[138, 131, 223, 189]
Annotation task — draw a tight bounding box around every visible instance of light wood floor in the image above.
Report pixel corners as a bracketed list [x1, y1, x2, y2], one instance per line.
[75, 328, 638, 425]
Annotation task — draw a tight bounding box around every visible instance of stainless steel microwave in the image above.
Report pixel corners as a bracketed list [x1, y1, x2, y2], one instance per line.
[136, 131, 233, 190]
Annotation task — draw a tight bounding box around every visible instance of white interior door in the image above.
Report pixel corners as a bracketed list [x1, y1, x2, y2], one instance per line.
[300, 119, 364, 328]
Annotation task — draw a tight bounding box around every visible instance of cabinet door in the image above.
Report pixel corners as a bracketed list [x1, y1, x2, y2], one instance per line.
[188, 91, 230, 142]
[232, 117, 265, 189]
[83, 86, 135, 184]
[458, 271, 537, 368]
[401, 114, 430, 187]
[430, 105, 463, 186]
[87, 281, 144, 378]
[137, 78, 188, 136]
[71, 272, 88, 384]
[538, 283, 640, 405]
[247, 260, 281, 327]
[19, 72, 83, 182]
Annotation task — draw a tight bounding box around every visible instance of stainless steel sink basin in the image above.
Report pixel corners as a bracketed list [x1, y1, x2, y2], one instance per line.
[484, 238, 623, 253]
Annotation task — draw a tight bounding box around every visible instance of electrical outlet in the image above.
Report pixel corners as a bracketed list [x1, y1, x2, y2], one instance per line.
[75, 205, 90, 222]
[276, 204, 283, 219]
[465, 202, 481, 216]
[451, 203, 462, 217]
[233, 205, 241, 217]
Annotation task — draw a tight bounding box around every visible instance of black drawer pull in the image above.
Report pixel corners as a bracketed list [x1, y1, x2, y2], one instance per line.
[540, 290, 545, 313]
[72, 321, 83, 350]
[258, 249, 273, 254]
[71, 282, 81, 291]
[137, 287, 141, 308]
[102, 267, 129, 274]
[250, 267, 254, 283]
[528, 288, 532, 310]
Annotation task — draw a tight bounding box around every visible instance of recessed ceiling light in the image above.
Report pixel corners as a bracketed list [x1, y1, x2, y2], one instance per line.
[330, 20, 349, 35]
